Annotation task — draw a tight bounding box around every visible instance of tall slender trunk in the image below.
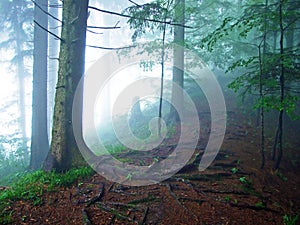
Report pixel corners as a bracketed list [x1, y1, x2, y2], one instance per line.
[30, 0, 49, 170]
[258, 0, 269, 169]
[15, 20, 28, 164]
[48, 0, 60, 142]
[258, 46, 265, 169]
[169, 0, 185, 123]
[158, 1, 171, 137]
[273, 0, 285, 170]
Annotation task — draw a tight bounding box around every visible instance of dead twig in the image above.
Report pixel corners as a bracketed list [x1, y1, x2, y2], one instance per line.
[86, 182, 105, 207]
[141, 207, 149, 225]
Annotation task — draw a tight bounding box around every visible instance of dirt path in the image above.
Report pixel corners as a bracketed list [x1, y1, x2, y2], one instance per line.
[9, 111, 300, 225]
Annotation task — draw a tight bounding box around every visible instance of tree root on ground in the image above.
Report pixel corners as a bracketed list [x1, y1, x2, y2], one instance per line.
[165, 183, 199, 221]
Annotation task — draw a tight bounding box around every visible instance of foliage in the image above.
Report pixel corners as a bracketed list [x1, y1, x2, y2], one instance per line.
[223, 195, 231, 202]
[0, 134, 29, 185]
[0, 0, 34, 167]
[239, 176, 251, 185]
[200, 0, 300, 118]
[283, 214, 299, 225]
[231, 167, 238, 174]
[0, 167, 94, 224]
[275, 171, 288, 181]
[124, 0, 173, 42]
[255, 201, 265, 208]
[0, 0, 33, 68]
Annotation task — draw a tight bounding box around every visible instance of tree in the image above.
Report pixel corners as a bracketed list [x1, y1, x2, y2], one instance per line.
[125, 0, 188, 124]
[205, 0, 300, 169]
[48, 0, 60, 141]
[43, 0, 89, 171]
[169, 0, 185, 123]
[30, 0, 49, 170]
[0, 0, 33, 164]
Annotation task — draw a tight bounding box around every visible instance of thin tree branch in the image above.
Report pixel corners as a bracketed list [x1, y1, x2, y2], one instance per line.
[284, 17, 300, 31]
[34, 20, 64, 42]
[128, 0, 141, 7]
[87, 25, 121, 29]
[86, 44, 136, 50]
[88, 6, 193, 28]
[48, 4, 62, 9]
[31, 0, 62, 23]
[87, 29, 103, 34]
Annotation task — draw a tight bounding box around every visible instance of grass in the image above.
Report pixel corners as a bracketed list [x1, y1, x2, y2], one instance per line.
[239, 176, 251, 185]
[231, 167, 238, 174]
[237, 176, 262, 197]
[283, 214, 299, 225]
[224, 195, 231, 202]
[255, 201, 265, 208]
[0, 166, 94, 224]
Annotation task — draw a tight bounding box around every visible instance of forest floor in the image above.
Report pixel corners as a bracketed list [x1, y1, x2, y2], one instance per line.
[7, 100, 300, 224]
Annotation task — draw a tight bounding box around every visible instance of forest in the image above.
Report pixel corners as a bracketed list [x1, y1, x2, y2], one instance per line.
[0, 0, 299, 224]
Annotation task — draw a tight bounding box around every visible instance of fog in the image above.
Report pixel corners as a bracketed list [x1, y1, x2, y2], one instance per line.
[0, 0, 299, 181]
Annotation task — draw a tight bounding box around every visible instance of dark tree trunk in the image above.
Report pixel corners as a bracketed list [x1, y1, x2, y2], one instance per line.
[258, 0, 269, 169]
[273, 0, 285, 170]
[258, 45, 265, 169]
[30, 0, 49, 170]
[43, 0, 89, 172]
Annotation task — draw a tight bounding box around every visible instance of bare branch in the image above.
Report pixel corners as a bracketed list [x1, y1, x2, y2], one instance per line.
[31, 0, 62, 23]
[87, 29, 103, 35]
[87, 25, 121, 29]
[48, 4, 62, 9]
[34, 20, 64, 42]
[128, 0, 141, 7]
[86, 44, 136, 50]
[114, 21, 120, 28]
[88, 6, 193, 29]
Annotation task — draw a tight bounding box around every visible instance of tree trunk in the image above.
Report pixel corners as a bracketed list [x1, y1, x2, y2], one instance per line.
[30, 0, 49, 170]
[15, 17, 28, 164]
[48, 0, 60, 142]
[169, 0, 185, 123]
[273, 0, 285, 170]
[285, 1, 294, 50]
[43, 0, 89, 172]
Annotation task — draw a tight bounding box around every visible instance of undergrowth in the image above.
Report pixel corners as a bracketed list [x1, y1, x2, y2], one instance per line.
[0, 166, 94, 224]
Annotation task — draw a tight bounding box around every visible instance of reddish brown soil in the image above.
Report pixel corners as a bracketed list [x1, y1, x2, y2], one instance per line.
[7, 104, 300, 225]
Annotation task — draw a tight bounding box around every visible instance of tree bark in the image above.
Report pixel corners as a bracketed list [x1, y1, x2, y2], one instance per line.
[273, 0, 285, 170]
[30, 0, 49, 170]
[48, 0, 60, 142]
[43, 0, 89, 171]
[169, 0, 185, 123]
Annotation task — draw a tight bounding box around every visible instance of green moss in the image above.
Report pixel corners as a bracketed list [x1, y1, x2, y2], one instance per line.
[0, 166, 94, 222]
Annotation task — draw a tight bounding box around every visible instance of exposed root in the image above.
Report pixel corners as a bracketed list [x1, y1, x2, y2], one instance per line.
[141, 207, 149, 225]
[201, 189, 249, 195]
[97, 203, 133, 222]
[86, 182, 105, 207]
[229, 202, 279, 213]
[82, 208, 92, 225]
[165, 183, 198, 221]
